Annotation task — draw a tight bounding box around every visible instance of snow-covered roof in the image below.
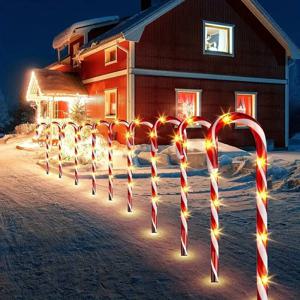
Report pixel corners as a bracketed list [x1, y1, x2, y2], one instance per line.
[81, 0, 300, 59]
[53, 16, 120, 50]
[26, 69, 87, 101]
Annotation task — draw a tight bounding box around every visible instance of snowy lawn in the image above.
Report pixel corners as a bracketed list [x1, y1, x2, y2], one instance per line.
[0, 137, 299, 299]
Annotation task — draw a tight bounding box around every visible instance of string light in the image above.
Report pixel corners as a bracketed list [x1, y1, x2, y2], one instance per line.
[182, 185, 190, 193]
[152, 196, 160, 204]
[210, 169, 220, 180]
[152, 176, 160, 183]
[149, 131, 157, 138]
[211, 228, 221, 238]
[134, 118, 141, 126]
[173, 134, 182, 143]
[204, 139, 214, 150]
[158, 115, 167, 124]
[256, 157, 267, 168]
[257, 232, 269, 243]
[257, 190, 268, 201]
[222, 114, 232, 125]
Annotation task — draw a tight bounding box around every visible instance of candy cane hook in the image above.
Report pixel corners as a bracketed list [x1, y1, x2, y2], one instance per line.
[177, 116, 211, 256]
[151, 116, 181, 233]
[206, 112, 268, 300]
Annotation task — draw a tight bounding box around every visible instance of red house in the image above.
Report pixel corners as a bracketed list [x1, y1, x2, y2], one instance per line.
[26, 0, 300, 148]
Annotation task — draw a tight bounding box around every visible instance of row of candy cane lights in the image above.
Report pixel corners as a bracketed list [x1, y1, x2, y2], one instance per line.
[36, 112, 269, 300]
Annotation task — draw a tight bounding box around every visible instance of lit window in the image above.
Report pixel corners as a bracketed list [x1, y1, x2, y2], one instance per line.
[235, 92, 257, 127]
[105, 47, 117, 65]
[105, 89, 118, 118]
[176, 89, 201, 121]
[204, 21, 234, 55]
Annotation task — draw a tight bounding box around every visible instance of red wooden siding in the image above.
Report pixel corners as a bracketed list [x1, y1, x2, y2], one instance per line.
[135, 76, 285, 148]
[80, 41, 129, 80]
[135, 0, 286, 79]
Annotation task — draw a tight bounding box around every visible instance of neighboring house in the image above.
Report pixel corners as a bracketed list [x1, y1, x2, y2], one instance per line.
[25, 0, 300, 148]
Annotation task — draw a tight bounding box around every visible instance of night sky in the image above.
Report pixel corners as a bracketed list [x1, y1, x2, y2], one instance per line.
[0, 0, 299, 109]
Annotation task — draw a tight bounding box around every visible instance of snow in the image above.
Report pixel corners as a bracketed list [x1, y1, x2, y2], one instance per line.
[0, 137, 299, 299]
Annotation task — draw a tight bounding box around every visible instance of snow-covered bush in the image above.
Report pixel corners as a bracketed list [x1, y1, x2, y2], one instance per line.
[15, 123, 36, 135]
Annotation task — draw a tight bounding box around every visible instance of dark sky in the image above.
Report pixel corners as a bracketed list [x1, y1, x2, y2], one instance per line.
[0, 0, 299, 109]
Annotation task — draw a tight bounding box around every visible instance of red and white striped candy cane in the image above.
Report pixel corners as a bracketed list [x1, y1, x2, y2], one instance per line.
[177, 116, 211, 256]
[62, 122, 79, 185]
[51, 122, 63, 178]
[151, 116, 181, 233]
[92, 121, 110, 197]
[207, 112, 268, 300]
[80, 123, 95, 194]
[108, 122, 114, 201]
[45, 124, 51, 175]
[35, 123, 49, 175]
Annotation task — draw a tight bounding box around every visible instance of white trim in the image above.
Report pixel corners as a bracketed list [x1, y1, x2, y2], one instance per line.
[80, 37, 125, 59]
[285, 57, 289, 148]
[133, 68, 287, 85]
[241, 0, 300, 59]
[82, 69, 127, 84]
[203, 20, 235, 57]
[104, 46, 118, 66]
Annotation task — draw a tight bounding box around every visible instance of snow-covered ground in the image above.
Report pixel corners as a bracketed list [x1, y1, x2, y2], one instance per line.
[0, 136, 299, 299]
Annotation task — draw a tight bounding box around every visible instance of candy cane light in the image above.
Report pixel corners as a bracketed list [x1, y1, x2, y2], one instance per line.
[177, 116, 211, 256]
[35, 123, 49, 175]
[62, 122, 79, 185]
[79, 123, 95, 194]
[151, 116, 181, 234]
[206, 112, 268, 300]
[51, 122, 63, 178]
[92, 121, 110, 198]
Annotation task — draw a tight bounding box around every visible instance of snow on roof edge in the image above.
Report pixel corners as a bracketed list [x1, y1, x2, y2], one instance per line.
[52, 16, 120, 50]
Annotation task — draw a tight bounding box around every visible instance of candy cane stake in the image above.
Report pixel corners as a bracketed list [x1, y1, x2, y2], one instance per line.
[80, 123, 95, 194]
[51, 122, 63, 178]
[177, 116, 211, 256]
[206, 112, 268, 300]
[92, 121, 110, 197]
[62, 122, 79, 185]
[35, 123, 49, 175]
[151, 116, 181, 233]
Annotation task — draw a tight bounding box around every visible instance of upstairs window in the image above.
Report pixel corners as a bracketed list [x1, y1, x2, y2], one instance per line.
[105, 89, 118, 118]
[204, 21, 234, 56]
[105, 47, 117, 65]
[235, 92, 257, 128]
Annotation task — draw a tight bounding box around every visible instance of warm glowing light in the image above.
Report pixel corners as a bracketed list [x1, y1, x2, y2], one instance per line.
[128, 182, 134, 188]
[181, 162, 188, 169]
[257, 232, 269, 243]
[109, 175, 114, 180]
[182, 185, 190, 193]
[134, 118, 141, 126]
[152, 196, 160, 203]
[149, 131, 157, 138]
[114, 119, 120, 125]
[257, 190, 268, 201]
[204, 139, 214, 150]
[152, 176, 160, 183]
[256, 157, 267, 168]
[128, 165, 135, 171]
[151, 157, 159, 164]
[173, 134, 182, 143]
[211, 228, 221, 238]
[182, 141, 189, 148]
[125, 132, 132, 139]
[182, 210, 191, 219]
[158, 115, 167, 124]
[213, 199, 221, 208]
[210, 169, 219, 180]
[259, 275, 270, 286]
[186, 116, 194, 126]
[222, 114, 232, 125]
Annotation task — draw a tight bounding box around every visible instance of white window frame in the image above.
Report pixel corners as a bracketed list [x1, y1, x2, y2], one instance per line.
[105, 46, 118, 66]
[203, 20, 235, 57]
[175, 89, 202, 126]
[235, 91, 257, 129]
[105, 88, 118, 118]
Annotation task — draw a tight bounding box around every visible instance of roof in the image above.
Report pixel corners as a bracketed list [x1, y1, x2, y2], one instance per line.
[28, 69, 87, 98]
[53, 16, 120, 49]
[80, 0, 300, 59]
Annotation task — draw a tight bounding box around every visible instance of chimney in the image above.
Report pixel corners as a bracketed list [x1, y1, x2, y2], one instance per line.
[141, 0, 152, 11]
